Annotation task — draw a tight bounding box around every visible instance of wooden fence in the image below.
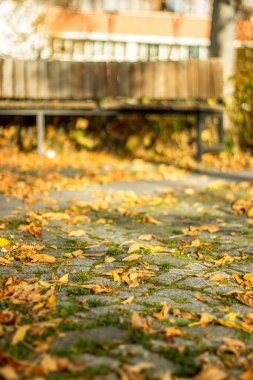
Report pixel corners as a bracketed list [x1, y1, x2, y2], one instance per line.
[0, 59, 223, 102]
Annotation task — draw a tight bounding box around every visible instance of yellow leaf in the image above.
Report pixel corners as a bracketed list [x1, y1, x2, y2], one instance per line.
[122, 254, 143, 262]
[34, 253, 56, 263]
[194, 364, 227, 380]
[138, 234, 153, 241]
[164, 327, 186, 337]
[142, 215, 161, 225]
[122, 296, 134, 304]
[154, 304, 171, 320]
[128, 242, 141, 253]
[68, 230, 86, 237]
[195, 294, 206, 303]
[105, 256, 116, 263]
[209, 274, 228, 282]
[112, 271, 121, 283]
[131, 312, 143, 329]
[47, 294, 56, 310]
[191, 239, 200, 247]
[11, 325, 30, 346]
[0, 238, 9, 247]
[246, 218, 253, 225]
[0, 257, 10, 266]
[59, 273, 69, 284]
[244, 273, 253, 284]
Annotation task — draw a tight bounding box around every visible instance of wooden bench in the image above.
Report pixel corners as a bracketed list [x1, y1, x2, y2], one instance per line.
[0, 58, 224, 160]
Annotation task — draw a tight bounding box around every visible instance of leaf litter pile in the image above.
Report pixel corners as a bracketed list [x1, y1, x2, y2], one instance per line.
[0, 148, 253, 380]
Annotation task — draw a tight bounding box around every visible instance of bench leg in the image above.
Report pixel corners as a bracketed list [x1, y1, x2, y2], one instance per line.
[196, 111, 204, 162]
[37, 112, 45, 156]
[217, 112, 224, 146]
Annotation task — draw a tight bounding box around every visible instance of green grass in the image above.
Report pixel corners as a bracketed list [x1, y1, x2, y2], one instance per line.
[161, 346, 202, 377]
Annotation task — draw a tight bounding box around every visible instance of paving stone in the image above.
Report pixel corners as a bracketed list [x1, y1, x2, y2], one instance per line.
[76, 353, 120, 369]
[52, 326, 129, 349]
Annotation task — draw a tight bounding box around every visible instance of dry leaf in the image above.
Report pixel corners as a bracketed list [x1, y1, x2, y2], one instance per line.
[122, 254, 143, 262]
[154, 304, 171, 320]
[0, 366, 18, 380]
[195, 294, 206, 302]
[142, 215, 161, 225]
[128, 243, 141, 253]
[82, 282, 112, 294]
[0, 257, 10, 266]
[209, 274, 228, 282]
[164, 327, 186, 337]
[222, 338, 246, 350]
[11, 325, 30, 346]
[122, 296, 134, 304]
[68, 230, 86, 237]
[194, 364, 227, 380]
[105, 256, 116, 263]
[138, 234, 153, 241]
[0, 238, 10, 247]
[131, 312, 143, 329]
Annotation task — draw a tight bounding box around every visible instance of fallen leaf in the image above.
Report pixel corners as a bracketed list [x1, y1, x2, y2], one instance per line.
[154, 304, 171, 320]
[195, 294, 206, 302]
[164, 327, 186, 337]
[128, 242, 141, 253]
[0, 365, 18, 380]
[0, 238, 10, 247]
[0, 257, 10, 266]
[131, 312, 143, 329]
[68, 230, 86, 237]
[81, 282, 112, 294]
[122, 296, 134, 304]
[11, 325, 30, 346]
[105, 256, 116, 263]
[194, 364, 227, 380]
[142, 215, 161, 225]
[138, 234, 153, 241]
[122, 254, 143, 262]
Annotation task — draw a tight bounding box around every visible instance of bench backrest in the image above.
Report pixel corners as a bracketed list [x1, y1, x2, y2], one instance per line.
[0, 59, 223, 101]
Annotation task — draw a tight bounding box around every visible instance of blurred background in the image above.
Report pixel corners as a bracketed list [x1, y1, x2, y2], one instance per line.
[0, 0, 253, 161]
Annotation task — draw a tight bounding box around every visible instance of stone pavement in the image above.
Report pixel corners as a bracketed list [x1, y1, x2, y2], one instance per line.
[0, 163, 253, 380]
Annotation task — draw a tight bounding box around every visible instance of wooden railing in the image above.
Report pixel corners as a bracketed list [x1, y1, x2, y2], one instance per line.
[0, 59, 223, 102]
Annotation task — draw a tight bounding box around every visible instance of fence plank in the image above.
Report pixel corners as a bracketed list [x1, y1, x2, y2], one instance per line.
[13, 60, 26, 99]
[153, 61, 167, 99]
[47, 61, 61, 99]
[94, 62, 107, 99]
[187, 60, 199, 99]
[210, 59, 223, 99]
[118, 62, 130, 98]
[130, 62, 142, 99]
[37, 61, 49, 99]
[107, 62, 120, 98]
[166, 61, 176, 99]
[26, 60, 39, 99]
[141, 61, 153, 99]
[198, 60, 210, 99]
[83, 62, 95, 99]
[58, 61, 72, 99]
[2, 59, 14, 98]
[175, 61, 188, 99]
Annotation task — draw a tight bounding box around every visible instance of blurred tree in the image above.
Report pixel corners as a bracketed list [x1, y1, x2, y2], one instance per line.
[211, 0, 253, 92]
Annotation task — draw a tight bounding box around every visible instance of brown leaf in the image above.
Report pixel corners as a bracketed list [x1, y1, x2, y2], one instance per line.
[194, 364, 227, 380]
[131, 312, 143, 329]
[154, 304, 171, 320]
[122, 254, 143, 262]
[81, 282, 112, 294]
[0, 366, 18, 380]
[11, 325, 30, 346]
[68, 229, 86, 237]
[164, 327, 186, 337]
